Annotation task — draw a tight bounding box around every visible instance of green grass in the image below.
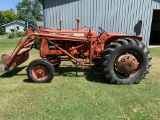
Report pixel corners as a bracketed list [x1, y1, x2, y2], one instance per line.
[0, 34, 8, 40]
[0, 38, 160, 120]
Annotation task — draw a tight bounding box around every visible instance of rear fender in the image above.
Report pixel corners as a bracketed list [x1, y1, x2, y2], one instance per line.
[99, 34, 142, 47]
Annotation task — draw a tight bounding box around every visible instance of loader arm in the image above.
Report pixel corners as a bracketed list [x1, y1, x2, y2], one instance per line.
[0, 29, 37, 72]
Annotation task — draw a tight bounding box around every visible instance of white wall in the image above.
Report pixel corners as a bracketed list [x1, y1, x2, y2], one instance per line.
[5, 22, 25, 33]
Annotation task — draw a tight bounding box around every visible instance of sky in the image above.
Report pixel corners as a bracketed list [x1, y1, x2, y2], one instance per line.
[0, 0, 21, 12]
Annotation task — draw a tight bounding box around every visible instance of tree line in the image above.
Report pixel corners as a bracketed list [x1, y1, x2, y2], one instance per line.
[0, 0, 42, 35]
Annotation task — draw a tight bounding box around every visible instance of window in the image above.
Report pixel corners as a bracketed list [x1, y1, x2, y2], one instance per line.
[10, 29, 14, 33]
[17, 26, 19, 30]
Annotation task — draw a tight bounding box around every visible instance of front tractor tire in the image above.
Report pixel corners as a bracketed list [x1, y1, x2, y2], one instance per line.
[27, 59, 55, 83]
[101, 38, 152, 84]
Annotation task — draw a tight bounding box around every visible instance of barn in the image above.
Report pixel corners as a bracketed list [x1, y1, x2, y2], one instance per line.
[40, 0, 160, 46]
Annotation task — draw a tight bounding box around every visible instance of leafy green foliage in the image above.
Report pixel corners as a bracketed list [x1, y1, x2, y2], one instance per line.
[0, 12, 5, 35]
[0, 12, 6, 25]
[8, 33, 15, 39]
[16, 0, 42, 21]
[0, 25, 5, 35]
[24, 12, 38, 31]
[0, 10, 18, 35]
[16, 0, 32, 21]
[1, 10, 18, 23]
[7, 31, 24, 39]
[32, 0, 43, 21]
[34, 41, 40, 50]
[16, 31, 24, 37]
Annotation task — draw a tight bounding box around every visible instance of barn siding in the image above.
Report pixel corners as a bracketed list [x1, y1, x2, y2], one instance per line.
[42, 0, 160, 46]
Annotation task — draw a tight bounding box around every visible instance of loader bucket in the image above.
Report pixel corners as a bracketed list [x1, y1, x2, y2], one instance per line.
[0, 52, 29, 72]
[0, 29, 36, 72]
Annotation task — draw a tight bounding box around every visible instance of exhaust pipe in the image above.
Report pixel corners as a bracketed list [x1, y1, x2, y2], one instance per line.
[60, 12, 63, 30]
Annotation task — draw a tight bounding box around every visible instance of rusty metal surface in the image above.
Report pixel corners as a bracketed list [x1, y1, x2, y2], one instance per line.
[115, 53, 139, 76]
[32, 65, 48, 80]
[0, 53, 29, 72]
[0, 19, 143, 72]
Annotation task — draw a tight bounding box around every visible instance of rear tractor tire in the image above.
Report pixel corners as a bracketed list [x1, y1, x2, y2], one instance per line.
[27, 59, 55, 83]
[101, 38, 152, 84]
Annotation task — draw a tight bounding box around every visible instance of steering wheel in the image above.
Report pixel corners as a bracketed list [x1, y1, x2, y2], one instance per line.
[98, 27, 109, 36]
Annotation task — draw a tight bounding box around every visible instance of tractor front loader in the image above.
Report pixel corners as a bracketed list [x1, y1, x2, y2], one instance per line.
[0, 19, 152, 84]
[0, 29, 35, 72]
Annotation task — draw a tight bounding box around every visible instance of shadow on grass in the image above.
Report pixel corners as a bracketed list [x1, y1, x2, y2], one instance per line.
[55, 66, 110, 84]
[23, 66, 110, 84]
[23, 79, 33, 83]
[0, 66, 27, 78]
[3, 65, 109, 84]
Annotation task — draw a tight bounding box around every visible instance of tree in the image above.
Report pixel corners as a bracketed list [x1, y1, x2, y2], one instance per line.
[0, 25, 5, 35]
[25, 12, 38, 31]
[0, 12, 6, 25]
[2, 10, 18, 23]
[0, 12, 5, 35]
[16, 0, 32, 21]
[32, 0, 43, 21]
[16, 0, 42, 21]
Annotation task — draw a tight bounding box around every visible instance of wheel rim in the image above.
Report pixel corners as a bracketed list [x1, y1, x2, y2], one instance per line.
[115, 53, 139, 76]
[32, 65, 48, 80]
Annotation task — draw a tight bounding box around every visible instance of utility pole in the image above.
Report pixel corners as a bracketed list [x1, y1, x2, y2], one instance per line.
[27, 19, 28, 29]
[12, 0, 16, 13]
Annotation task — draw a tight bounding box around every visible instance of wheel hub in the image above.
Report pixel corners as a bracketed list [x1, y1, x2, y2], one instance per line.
[35, 69, 45, 79]
[115, 53, 139, 76]
[32, 65, 48, 80]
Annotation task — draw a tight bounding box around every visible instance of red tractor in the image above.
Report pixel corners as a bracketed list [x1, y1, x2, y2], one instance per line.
[0, 19, 152, 84]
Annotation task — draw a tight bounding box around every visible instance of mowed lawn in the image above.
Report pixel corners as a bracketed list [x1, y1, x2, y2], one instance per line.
[0, 37, 160, 120]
